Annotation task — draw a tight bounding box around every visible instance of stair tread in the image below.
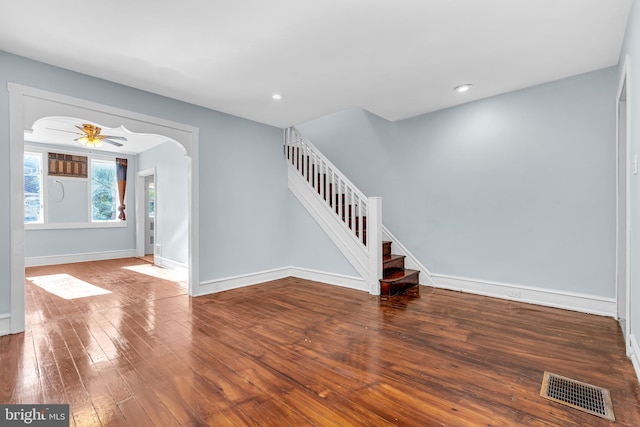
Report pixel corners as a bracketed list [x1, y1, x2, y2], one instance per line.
[383, 254, 405, 262]
[381, 269, 419, 282]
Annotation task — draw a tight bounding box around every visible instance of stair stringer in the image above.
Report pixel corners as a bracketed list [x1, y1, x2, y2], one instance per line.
[382, 225, 436, 286]
[288, 166, 370, 282]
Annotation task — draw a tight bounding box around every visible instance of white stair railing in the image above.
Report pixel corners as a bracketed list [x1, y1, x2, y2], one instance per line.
[285, 127, 382, 294]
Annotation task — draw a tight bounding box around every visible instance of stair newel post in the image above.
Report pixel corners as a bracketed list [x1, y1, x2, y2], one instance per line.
[367, 197, 383, 295]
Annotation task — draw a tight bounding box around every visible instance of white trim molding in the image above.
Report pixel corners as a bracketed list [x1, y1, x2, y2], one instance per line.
[155, 256, 188, 277]
[615, 54, 632, 347]
[431, 273, 616, 317]
[196, 267, 291, 296]
[289, 267, 367, 292]
[136, 167, 156, 258]
[0, 313, 11, 336]
[630, 334, 640, 384]
[25, 249, 137, 267]
[25, 221, 127, 230]
[196, 266, 367, 297]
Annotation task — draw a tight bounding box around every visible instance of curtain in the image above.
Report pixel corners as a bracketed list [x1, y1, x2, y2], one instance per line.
[116, 158, 128, 220]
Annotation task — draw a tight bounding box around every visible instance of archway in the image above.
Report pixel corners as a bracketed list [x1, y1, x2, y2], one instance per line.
[8, 84, 199, 334]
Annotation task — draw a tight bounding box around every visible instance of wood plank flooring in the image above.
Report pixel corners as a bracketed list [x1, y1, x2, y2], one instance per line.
[1, 258, 639, 426]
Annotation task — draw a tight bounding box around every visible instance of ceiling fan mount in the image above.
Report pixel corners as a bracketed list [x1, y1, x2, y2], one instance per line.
[75, 123, 126, 148]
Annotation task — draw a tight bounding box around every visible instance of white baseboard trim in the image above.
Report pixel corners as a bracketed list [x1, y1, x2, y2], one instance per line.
[196, 267, 290, 296]
[431, 273, 616, 317]
[290, 267, 367, 292]
[382, 225, 436, 286]
[630, 334, 640, 384]
[25, 249, 137, 267]
[154, 256, 188, 276]
[196, 266, 368, 297]
[0, 313, 10, 336]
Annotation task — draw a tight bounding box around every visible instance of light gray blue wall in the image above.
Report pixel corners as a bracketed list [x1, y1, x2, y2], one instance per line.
[23, 143, 137, 258]
[299, 67, 618, 298]
[198, 116, 288, 279]
[288, 192, 358, 276]
[138, 141, 188, 266]
[26, 228, 135, 258]
[619, 0, 640, 351]
[0, 51, 288, 315]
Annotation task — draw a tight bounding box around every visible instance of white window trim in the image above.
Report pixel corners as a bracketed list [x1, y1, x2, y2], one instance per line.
[25, 221, 125, 230]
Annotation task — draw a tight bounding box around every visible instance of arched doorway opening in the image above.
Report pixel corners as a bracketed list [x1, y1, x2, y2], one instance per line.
[8, 84, 199, 334]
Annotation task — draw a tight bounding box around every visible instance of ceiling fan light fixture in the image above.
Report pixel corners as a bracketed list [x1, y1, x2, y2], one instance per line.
[78, 136, 103, 148]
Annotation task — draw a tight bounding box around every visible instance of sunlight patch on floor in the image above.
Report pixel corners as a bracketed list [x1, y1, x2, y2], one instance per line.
[123, 264, 187, 285]
[27, 273, 112, 299]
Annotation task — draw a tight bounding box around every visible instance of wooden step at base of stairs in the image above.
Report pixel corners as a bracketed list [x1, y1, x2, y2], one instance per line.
[383, 254, 406, 275]
[380, 269, 419, 296]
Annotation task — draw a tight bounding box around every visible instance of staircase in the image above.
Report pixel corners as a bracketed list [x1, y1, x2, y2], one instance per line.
[285, 127, 420, 296]
[381, 240, 420, 296]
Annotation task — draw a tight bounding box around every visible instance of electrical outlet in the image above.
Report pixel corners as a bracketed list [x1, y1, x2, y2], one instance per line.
[634, 154, 639, 175]
[155, 244, 161, 256]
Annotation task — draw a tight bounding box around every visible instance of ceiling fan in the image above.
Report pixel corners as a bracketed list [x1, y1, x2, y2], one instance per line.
[48, 123, 127, 148]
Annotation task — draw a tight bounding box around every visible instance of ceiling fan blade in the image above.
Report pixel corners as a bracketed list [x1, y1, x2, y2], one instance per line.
[104, 139, 124, 147]
[46, 128, 83, 135]
[101, 135, 127, 141]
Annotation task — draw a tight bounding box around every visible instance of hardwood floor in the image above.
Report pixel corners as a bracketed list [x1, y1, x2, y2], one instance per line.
[2, 258, 639, 426]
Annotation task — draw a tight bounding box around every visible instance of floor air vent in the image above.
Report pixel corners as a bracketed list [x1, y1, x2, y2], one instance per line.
[540, 372, 615, 422]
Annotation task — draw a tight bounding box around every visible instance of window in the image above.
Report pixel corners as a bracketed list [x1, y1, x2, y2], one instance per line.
[91, 159, 119, 221]
[24, 152, 43, 223]
[24, 147, 125, 228]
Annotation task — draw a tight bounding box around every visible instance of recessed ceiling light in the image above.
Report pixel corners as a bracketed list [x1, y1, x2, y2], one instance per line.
[272, 94, 282, 100]
[454, 84, 473, 93]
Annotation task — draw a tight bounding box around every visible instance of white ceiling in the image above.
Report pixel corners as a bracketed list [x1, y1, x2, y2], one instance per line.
[0, 0, 632, 128]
